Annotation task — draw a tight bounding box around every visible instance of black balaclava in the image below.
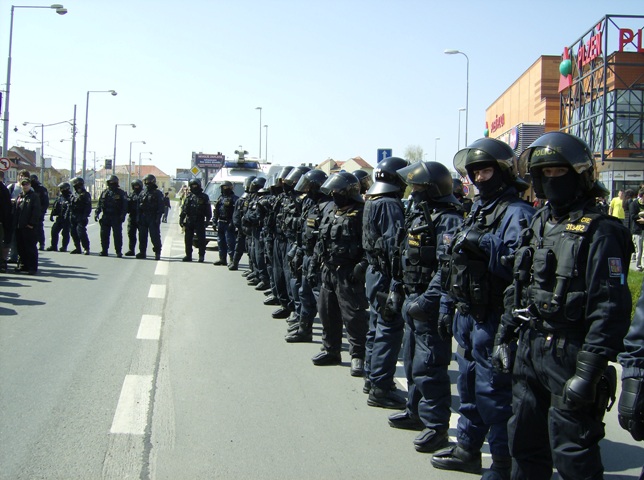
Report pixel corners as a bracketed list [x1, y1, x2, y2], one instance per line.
[539, 168, 581, 217]
[190, 184, 201, 194]
[332, 192, 351, 208]
[470, 162, 505, 200]
[109, 183, 118, 191]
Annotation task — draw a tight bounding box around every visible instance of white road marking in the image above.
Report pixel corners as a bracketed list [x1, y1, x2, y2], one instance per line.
[137, 314, 162, 340]
[148, 284, 166, 298]
[110, 375, 154, 435]
[154, 261, 169, 276]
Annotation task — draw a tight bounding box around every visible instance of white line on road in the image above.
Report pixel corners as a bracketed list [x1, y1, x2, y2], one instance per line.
[154, 261, 169, 276]
[137, 314, 162, 340]
[110, 375, 154, 435]
[148, 284, 166, 298]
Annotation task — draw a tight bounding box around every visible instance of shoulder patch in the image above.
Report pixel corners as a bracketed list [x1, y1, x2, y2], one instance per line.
[608, 257, 623, 277]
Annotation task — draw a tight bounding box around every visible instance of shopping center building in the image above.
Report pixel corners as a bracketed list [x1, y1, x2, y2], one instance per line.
[486, 14, 643, 199]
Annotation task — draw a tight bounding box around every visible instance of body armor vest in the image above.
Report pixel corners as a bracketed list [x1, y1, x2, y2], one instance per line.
[184, 192, 211, 225]
[98, 188, 126, 216]
[318, 203, 364, 266]
[401, 206, 441, 288]
[216, 194, 236, 222]
[522, 210, 601, 332]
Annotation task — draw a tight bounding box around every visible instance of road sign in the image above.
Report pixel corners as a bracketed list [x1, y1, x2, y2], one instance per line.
[190, 166, 201, 176]
[377, 148, 392, 163]
[195, 153, 225, 168]
[0, 157, 9, 171]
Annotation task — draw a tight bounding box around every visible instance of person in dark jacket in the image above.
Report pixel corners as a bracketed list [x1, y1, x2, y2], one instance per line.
[69, 177, 92, 255]
[137, 174, 164, 260]
[491, 132, 634, 480]
[162, 192, 171, 223]
[29, 174, 49, 251]
[95, 175, 128, 257]
[46, 182, 72, 252]
[630, 188, 644, 271]
[125, 179, 143, 256]
[13, 178, 41, 274]
[0, 172, 13, 273]
[212, 181, 239, 266]
[179, 179, 212, 262]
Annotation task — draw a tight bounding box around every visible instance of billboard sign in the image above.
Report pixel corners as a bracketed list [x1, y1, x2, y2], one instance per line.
[194, 153, 225, 168]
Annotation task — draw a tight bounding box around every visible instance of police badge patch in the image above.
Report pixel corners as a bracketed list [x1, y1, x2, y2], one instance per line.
[608, 257, 623, 277]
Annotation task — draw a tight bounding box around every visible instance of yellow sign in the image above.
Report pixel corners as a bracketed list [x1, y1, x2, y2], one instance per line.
[190, 166, 200, 176]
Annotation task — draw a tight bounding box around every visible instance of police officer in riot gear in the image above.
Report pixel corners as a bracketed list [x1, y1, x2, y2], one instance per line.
[230, 176, 256, 270]
[243, 177, 270, 284]
[312, 172, 369, 377]
[285, 169, 329, 343]
[47, 182, 72, 252]
[125, 179, 143, 256]
[360, 157, 408, 409]
[29, 174, 49, 251]
[353, 169, 374, 196]
[618, 283, 644, 453]
[95, 174, 128, 257]
[213, 180, 239, 266]
[137, 174, 164, 260]
[453, 178, 473, 215]
[490, 132, 634, 480]
[69, 176, 92, 255]
[387, 161, 464, 453]
[180, 179, 212, 262]
[431, 138, 535, 478]
[269, 166, 294, 319]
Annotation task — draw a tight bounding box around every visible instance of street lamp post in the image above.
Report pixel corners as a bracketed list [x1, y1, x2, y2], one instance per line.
[128, 140, 146, 190]
[444, 49, 469, 147]
[112, 123, 136, 175]
[82, 89, 117, 181]
[255, 107, 262, 159]
[434, 137, 440, 161]
[264, 124, 268, 163]
[2, 3, 67, 157]
[458, 107, 466, 150]
[138, 151, 153, 180]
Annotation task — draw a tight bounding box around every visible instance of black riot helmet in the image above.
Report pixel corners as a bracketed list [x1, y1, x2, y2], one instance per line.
[397, 161, 460, 204]
[295, 169, 328, 194]
[250, 176, 267, 193]
[143, 174, 157, 186]
[107, 174, 119, 187]
[259, 175, 274, 194]
[352, 169, 374, 194]
[275, 166, 294, 187]
[284, 166, 311, 188]
[367, 157, 409, 196]
[453, 178, 465, 198]
[188, 178, 202, 191]
[519, 131, 605, 200]
[58, 182, 71, 193]
[30, 174, 39, 184]
[71, 176, 85, 190]
[220, 180, 233, 195]
[243, 175, 257, 193]
[453, 138, 528, 193]
[131, 179, 143, 190]
[320, 172, 363, 207]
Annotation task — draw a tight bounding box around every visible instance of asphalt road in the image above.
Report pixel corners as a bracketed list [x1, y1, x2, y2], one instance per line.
[0, 208, 642, 479]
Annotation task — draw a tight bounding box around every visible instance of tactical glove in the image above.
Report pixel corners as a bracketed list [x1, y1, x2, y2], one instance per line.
[406, 301, 425, 321]
[437, 313, 453, 341]
[618, 377, 644, 441]
[349, 260, 367, 285]
[382, 288, 403, 322]
[490, 321, 517, 374]
[563, 351, 608, 407]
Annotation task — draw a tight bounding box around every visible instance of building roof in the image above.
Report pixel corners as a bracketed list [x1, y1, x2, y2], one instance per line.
[98, 164, 170, 177]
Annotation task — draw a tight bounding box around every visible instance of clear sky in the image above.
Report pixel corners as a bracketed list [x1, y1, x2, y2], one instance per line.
[1, 0, 641, 177]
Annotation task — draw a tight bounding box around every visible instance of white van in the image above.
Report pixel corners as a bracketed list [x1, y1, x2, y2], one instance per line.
[202, 154, 265, 246]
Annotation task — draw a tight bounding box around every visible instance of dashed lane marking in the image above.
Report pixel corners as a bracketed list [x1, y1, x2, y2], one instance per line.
[154, 261, 169, 276]
[148, 284, 166, 299]
[137, 314, 162, 340]
[110, 375, 154, 434]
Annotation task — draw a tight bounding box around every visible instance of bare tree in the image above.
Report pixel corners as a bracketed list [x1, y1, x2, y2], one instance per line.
[404, 145, 424, 164]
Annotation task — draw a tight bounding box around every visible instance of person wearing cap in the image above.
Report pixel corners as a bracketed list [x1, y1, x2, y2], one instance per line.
[431, 138, 535, 479]
[359, 157, 408, 409]
[13, 177, 41, 274]
[490, 131, 633, 480]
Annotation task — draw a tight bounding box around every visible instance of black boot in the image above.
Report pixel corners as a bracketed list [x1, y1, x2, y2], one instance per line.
[481, 455, 511, 480]
[431, 445, 482, 474]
